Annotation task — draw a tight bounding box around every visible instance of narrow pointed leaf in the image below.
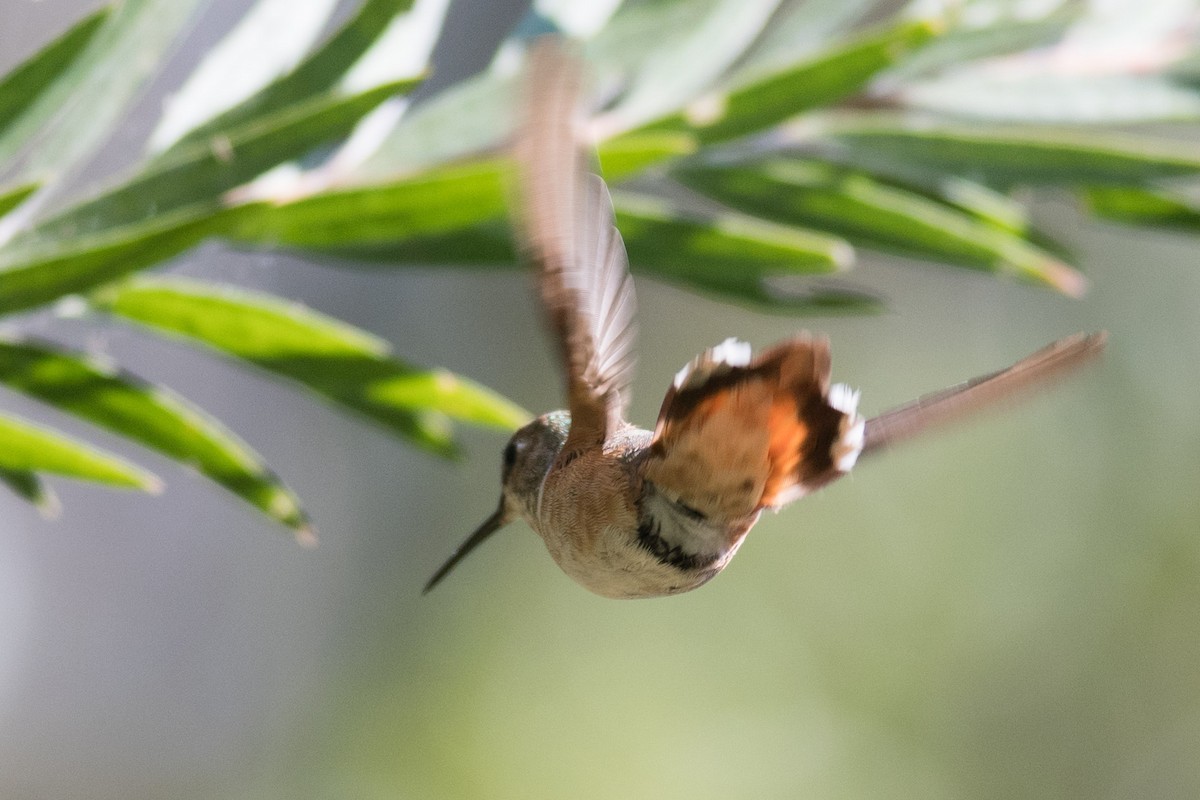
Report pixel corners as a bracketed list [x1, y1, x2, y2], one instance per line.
[1085, 186, 1200, 233]
[596, 131, 698, 180]
[899, 74, 1200, 124]
[0, 411, 160, 492]
[0, 205, 257, 317]
[0, 181, 39, 219]
[823, 116, 1200, 186]
[355, 69, 516, 177]
[621, 19, 941, 144]
[599, 0, 786, 132]
[0, 339, 310, 534]
[0, 7, 110, 147]
[163, 0, 420, 154]
[150, 0, 342, 151]
[611, 192, 868, 311]
[236, 159, 509, 248]
[89, 278, 531, 457]
[28, 81, 411, 243]
[729, 0, 878, 80]
[0, 468, 60, 518]
[9, 0, 205, 182]
[886, 15, 1073, 82]
[678, 159, 1086, 296]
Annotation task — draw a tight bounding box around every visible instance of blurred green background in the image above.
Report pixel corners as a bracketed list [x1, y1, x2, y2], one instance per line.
[1, 1, 1198, 799]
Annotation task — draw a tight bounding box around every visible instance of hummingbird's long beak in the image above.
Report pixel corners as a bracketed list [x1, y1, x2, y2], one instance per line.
[423, 498, 513, 594]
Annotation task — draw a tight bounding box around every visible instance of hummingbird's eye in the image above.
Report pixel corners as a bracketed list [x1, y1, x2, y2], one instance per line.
[502, 441, 518, 472]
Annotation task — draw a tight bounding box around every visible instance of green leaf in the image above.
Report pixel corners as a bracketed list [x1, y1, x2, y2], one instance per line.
[0, 467, 60, 518]
[0, 411, 160, 492]
[0, 338, 311, 535]
[236, 160, 509, 248]
[161, 0, 419, 154]
[242, 157, 870, 310]
[621, 19, 942, 144]
[596, 131, 698, 180]
[597, 0, 786, 132]
[0, 181, 39, 219]
[886, 14, 1073, 82]
[0, 204, 257, 318]
[0, 7, 110, 148]
[822, 116, 1200, 186]
[899, 74, 1200, 124]
[27, 80, 411, 243]
[805, 144, 1035, 235]
[354, 68, 516, 177]
[307, 219, 515, 266]
[612, 191, 866, 310]
[89, 277, 531, 457]
[728, 0, 878, 80]
[678, 159, 1087, 296]
[1084, 186, 1200, 233]
[10, 0, 206, 182]
[150, 0, 343, 151]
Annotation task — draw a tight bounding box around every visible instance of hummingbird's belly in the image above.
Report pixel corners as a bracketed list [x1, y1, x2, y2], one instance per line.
[539, 518, 724, 598]
[529, 454, 727, 598]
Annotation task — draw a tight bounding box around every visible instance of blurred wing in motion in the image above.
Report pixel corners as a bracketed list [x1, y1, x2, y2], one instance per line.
[862, 332, 1108, 456]
[514, 39, 638, 455]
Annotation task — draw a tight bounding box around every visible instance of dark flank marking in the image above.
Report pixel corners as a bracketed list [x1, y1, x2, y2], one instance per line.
[677, 501, 707, 522]
[636, 517, 719, 572]
[797, 392, 844, 486]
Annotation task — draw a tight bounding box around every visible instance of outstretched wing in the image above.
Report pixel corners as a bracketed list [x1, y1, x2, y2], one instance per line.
[515, 39, 637, 455]
[644, 335, 865, 524]
[861, 332, 1107, 456]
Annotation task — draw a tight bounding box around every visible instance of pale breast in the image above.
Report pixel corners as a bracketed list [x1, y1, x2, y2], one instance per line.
[526, 447, 726, 598]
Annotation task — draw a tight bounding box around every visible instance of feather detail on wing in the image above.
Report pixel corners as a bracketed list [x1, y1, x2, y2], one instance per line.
[645, 335, 864, 524]
[514, 38, 638, 454]
[862, 332, 1107, 456]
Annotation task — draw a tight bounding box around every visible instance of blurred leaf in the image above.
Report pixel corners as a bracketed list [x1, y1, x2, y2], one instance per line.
[0, 338, 311, 535]
[90, 277, 531, 457]
[0, 205, 257, 317]
[0, 182, 39, 219]
[932, 176, 1031, 236]
[0, 7, 110, 158]
[809, 144, 1035, 235]
[28, 80, 412, 243]
[10, 0, 205, 183]
[0, 467, 60, 518]
[612, 191, 867, 310]
[678, 159, 1086, 295]
[236, 160, 508, 248]
[309, 219, 514, 266]
[0, 411, 160, 492]
[822, 116, 1200, 186]
[624, 19, 941, 144]
[163, 0, 419, 154]
[596, 131, 698, 180]
[728, 0, 878, 79]
[886, 14, 1074, 82]
[150, 0, 343, 151]
[598, 0, 785, 131]
[1085, 186, 1200, 233]
[354, 68, 517, 177]
[899, 74, 1200, 124]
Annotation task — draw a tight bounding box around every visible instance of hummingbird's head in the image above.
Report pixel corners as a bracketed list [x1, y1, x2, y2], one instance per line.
[423, 410, 571, 593]
[498, 409, 571, 512]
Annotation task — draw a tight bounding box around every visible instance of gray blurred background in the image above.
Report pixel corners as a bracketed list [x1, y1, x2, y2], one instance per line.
[1, 1, 1198, 799]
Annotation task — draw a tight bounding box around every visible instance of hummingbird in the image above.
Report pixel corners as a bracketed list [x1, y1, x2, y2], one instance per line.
[424, 39, 1106, 599]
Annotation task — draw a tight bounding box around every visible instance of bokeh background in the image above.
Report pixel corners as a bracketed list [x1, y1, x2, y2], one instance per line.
[1, 1, 1198, 798]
